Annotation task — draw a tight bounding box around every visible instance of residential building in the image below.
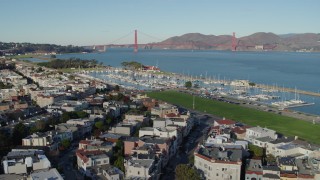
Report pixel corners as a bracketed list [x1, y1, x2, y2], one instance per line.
[91, 164, 124, 180]
[36, 94, 66, 108]
[47, 100, 89, 113]
[263, 166, 281, 180]
[109, 123, 135, 136]
[245, 126, 277, 143]
[76, 149, 110, 175]
[22, 131, 59, 151]
[79, 139, 113, 154]
[245, 159, 263, 180]
[124, 158, 161, 180]
[214, 119, 236, 128]
[266, 137, 295, 155]
[30, 168, 63, 180]
[194, 146, 243, 180]
[2, 149, 51, 174]
[151, 104, 179, 118]
[66, 118, 94, 136]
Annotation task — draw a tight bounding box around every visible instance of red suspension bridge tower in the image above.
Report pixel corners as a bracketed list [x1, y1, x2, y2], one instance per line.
[231, 32, 237, 51]
[134, 30, 138, 53]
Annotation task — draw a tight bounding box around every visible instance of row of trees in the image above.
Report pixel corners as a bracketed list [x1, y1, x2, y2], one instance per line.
[121, 61, 143, 70]
[38, 58, 101, 69]
[0, 81, 13, 89]
[0, 42, 91, 54]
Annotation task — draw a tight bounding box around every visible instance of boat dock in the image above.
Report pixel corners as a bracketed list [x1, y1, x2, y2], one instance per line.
[257, 84, 320, 97]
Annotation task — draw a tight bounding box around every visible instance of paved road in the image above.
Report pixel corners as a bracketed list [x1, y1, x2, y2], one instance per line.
[160, 114, 218, 180]
[59, 147, 83, 180]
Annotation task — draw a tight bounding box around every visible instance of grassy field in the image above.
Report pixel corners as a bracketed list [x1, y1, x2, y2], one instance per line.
[147, 91, 320, 144]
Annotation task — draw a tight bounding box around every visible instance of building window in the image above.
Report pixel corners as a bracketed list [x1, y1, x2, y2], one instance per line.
[138, 171, 140, 175]
[216, 173, 219, 176]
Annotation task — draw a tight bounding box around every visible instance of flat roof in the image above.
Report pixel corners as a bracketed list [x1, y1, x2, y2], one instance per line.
[30, 168, 63, 180]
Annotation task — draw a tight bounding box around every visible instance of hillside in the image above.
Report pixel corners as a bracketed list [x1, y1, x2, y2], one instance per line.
[151, 32, 320, 52]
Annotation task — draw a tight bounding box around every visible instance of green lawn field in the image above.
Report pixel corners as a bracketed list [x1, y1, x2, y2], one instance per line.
[147, 91, 320, 144]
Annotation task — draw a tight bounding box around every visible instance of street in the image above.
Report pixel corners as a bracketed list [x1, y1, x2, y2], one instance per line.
[160, 113, 218, 180]
[59, 147, 83, 180]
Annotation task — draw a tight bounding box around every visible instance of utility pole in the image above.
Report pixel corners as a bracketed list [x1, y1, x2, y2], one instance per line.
[193, 95, 195, 110]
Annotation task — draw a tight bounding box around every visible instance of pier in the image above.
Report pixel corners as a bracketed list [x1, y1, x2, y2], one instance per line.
[257, 84, 320, 97]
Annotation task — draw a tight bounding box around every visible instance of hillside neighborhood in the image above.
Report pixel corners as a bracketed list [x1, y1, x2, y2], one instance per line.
[0, 58, 320, 180]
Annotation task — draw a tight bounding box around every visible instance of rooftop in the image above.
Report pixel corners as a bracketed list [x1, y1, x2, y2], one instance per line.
[30, 168, 63, 180]
[196, 146, 242, 162]
[246, 159, 262, 172]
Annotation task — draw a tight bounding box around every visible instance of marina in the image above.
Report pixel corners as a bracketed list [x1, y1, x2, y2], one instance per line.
[56, 49, 320, 116]
[74, 65, 317, 115]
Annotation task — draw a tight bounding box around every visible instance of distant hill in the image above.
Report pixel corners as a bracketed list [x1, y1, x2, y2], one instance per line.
[150, 32, 320, 52]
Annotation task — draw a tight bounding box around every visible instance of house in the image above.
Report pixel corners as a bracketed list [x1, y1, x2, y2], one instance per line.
[253, 136, 275, 148]
[263, 166, 281, 180]
[151, 104, 179, 118]
[245, 126, 277, 143]
[266, 137, 295, 155]
[232, 126, 250, 140]
[124, 136, 172, 167]
[124, 158, 161, 180]
[54, 123, 77, 141]
[30, 168, 64, 180]
[79, 139, 113, 154]
[91, 164, 124, 180]
[47, 100, 89, 113]
[22, 131, 59, 151]
[76, 149, 110, 175]
[2, 149, 51, 174]
[109, 123, 136, 136]
[99, 133, 122, 143]
[213, 118, 236, 128]
[194, 146, 243, 180]
[66, 118, 94, 137]
[245, 159, 263, 180]
[0, 102, 10, 111]
[36, 94, 66, 108]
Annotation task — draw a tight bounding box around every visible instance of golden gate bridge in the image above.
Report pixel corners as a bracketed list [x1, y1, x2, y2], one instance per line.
[93, 30, 277, 52]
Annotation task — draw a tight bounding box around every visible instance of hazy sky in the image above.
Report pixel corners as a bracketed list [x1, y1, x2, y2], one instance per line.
[0, 0, 319, 45]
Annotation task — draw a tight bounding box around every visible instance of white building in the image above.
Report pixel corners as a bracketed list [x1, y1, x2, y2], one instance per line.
[22, 131, 59, 151]
[2, 149, 51, 174]
[245, 126, 277, 143]
[47, 100, 89, 113]
[194, 146, 243, 180]
[124, 158, 160, 180]
[76, 149, 110, 175]
[30, 168, 64, 180]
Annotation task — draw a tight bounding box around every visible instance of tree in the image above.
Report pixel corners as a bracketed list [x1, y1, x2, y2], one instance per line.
[75, 111, 88, 118]
[265, 154, 277, 165]
[248, 144, 264, 157]
[249, 82, 256, 87]
[188, 154, 195, 165]
[175, 164, 201, 180]
[185, 81, 192, 88]
[114, 85, 120, 91]
[60, 139, 71, 150]
[95, 121, 104, 130]
[114, 156, 124, 172]
[12, 123, 29, 146]
[61, 112, 70, 122]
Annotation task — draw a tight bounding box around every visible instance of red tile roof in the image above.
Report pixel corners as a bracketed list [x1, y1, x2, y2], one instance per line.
[232, 127, 246, 134]
[216, 119, 235, 125]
